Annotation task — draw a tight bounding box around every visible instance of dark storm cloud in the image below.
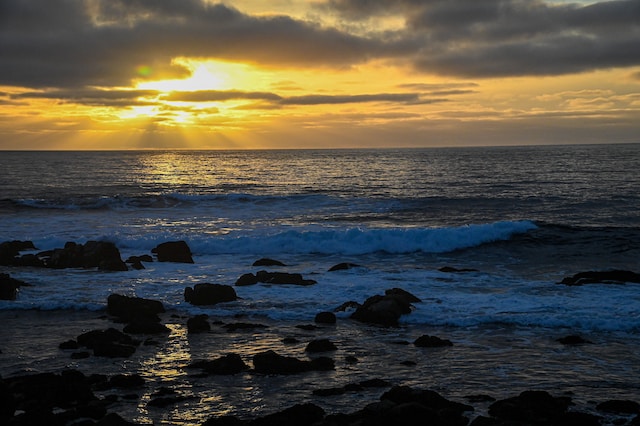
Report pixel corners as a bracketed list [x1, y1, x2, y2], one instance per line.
[163, 90, 283, 102]
[0, 0, 397, 90]
[166, 91, 450, 106]
[321, 0, 640, 77]
[2, 0, 638, 94]
[12, 88, 160, 107]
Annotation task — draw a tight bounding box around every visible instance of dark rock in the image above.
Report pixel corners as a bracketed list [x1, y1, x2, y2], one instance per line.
[76, 328, 139, 358]
[59, 340, 80, 350]
[252, 258, 286, 266]
[350, 289, 417, 327]
[107, 294, 165, 323]
[126, 255, 153, 263]
[107, 374, 145, 389]
[3, 370, 95, 417]
[381, 385, 473, 415]
[385, 287, 422, 303]
[184, 283, 237, 305]
[202, 415, 245, 426]
[250, 402, 325, 426]
[40, 240, 128, 271]
[235, 272, 259, 286]
[187, 314, 211, 333]
[328, 262, 360, 271]
[223, 322, 268, 332]
[414, 335, 453, 348]
[282, 337, 299, 344]
[151, 240, 194, 263]
[596, 399, 640, 414]
[560, 270, 640, 286]
[305, 338, 337, 353]
[0, 273, 29, 300]
[189, 353, 249, 375]
[557, 335, 592, 345]
[488, 390, 571, 424]
[252, 350, 334, 374]
[439, 266, 478, 273]
[0, 240, 36, 265]
[95, 412, 140, 425]
[345, 355, 359, 364]
[313, 387, 346, 397]
[123, 319, 170, 334]
[314, 311, 337, 324]
[235, 270, 317, 286]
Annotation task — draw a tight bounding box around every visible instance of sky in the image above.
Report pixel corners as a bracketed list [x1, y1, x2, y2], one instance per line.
[1, 0, 639, 150]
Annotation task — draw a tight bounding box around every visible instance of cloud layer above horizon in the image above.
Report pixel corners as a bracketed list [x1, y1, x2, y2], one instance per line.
[1, 0, 639, 149]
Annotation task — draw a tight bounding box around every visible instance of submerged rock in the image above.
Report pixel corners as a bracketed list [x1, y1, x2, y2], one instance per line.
[328, 262, 360, 271]
[235, 270, 317, 286]
[252, 350, 334, 374]
[559, 270, 640, 286]
[414, 335, 453, 348]
[252, 258, 286, 266]
[314, 311, 337, 324]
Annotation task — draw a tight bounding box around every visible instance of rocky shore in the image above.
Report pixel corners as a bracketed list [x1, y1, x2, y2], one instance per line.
[2, 240, 640, 425]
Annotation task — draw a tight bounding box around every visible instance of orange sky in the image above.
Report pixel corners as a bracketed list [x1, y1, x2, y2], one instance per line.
[1, 0, 639, 149]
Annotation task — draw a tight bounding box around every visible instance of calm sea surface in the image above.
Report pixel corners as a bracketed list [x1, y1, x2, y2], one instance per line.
[1, 144, 639, 424]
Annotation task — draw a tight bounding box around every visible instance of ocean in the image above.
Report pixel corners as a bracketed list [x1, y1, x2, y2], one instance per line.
[1, 144, 640, 424]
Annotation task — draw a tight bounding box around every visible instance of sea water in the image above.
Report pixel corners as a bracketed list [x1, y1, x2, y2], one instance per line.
[1, 145, 639, 423]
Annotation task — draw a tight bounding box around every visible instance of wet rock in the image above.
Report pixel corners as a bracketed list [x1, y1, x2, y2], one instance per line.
[40, 240, 128, 271]
[559, 270, 640, 286]
[0, 240, 36, 265]
[350, 289, 418, 327]
[385, 287, 422, 303]
[557, 335, 592, 345]
[314, 311, 337, 324]
[151, 240, 194, 263]
[122, 319, 170, 334]
[596, 399, 640, 414]
[328, 262, 360, 271]
[59, 340, 80, 350]
[488, 390, 571, 424]
[0, 273, 30, 300]
[414, 335, 453, 348]
[184, 283, 237, 306]
[105, 374, 145, 389]
[202, 415, 245, 425]
[305, 338, 337, 353]
[439, 266, 478, 273]
[76, 328, 139, 358]
[187, 314, 211, 333]
[252, 350, 334, 374]
[189, 353, 250, 375]
[249, 402, 325, 426]
[107, 294, 165, 323]
[235, 270, 317, 286]
[252, 258, 286, 266]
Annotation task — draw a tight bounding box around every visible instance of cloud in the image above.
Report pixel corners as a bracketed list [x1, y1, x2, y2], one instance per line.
[0, 0, 394, 90]
[321, 0, 640, 77]
[163, 90, 283, 102]
[12, 89, 160, 107]
[1, 0, 638, 96]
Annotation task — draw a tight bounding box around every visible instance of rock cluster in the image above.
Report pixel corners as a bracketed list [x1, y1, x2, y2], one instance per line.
[235, 270, 317, 286]
[559, 270, 640, 286]
[349, 288, 421, 327]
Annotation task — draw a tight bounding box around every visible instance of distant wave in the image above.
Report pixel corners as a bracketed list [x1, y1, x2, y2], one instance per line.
[108, 220, 538, 255]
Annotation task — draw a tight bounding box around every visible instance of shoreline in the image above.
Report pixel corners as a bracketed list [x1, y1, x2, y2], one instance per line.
[2, 308, 640, 425]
